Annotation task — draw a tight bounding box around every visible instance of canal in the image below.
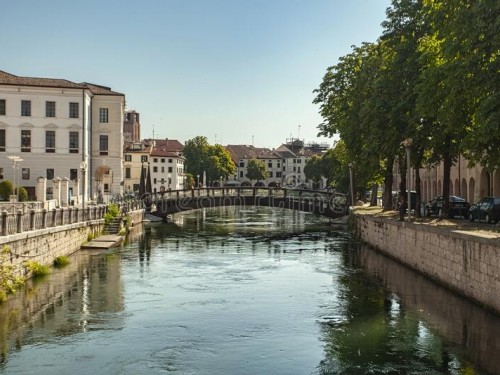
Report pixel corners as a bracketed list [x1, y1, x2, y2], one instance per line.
[0, 207, 499, 375]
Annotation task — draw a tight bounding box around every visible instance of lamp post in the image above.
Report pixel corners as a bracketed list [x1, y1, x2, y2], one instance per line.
[80, 161, 87, 219]
[403, 138, 413, 221]
[197, 174, 200, 189]
[348, 162, 354, 208]
[7, 156, 23, 202]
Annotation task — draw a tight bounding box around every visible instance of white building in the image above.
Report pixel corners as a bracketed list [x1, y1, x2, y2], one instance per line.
[148, 139, 185, 192]
[0, 70, 125, 204]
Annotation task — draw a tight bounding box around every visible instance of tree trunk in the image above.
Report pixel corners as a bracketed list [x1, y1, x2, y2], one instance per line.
[370, 184, 378, 206]
[382, 156, 395, 211]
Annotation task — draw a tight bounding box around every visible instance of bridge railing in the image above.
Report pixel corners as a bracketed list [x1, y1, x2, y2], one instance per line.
[148, 187, 348, 216]
[0, 199, 143, 237]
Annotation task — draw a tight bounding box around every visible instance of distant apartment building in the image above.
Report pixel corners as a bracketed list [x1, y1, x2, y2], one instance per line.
[225, 139, 327, 188]
[123, 138, 185, 194]
[0, 70, 125, 203]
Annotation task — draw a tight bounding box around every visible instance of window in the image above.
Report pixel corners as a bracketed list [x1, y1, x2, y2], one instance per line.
[125, 168, 131, 178]
[47, 169, 54, 180]
[0, 168, 3, 179]
[46, 101, 56, 117]
[161, 167, 165, 173]
[69, 131, 79, 153]
[161, 158, 165, 163]
[168, 166, 173, 173]
[153, 158, 158, 163]
[70, 169, 77, 180]
[22, 168, 30, 180]
[104, 183, 109, 192]
[298, 167, 301, 173]
[276, 172, 282, 178]
[0, 129, 5, 152]
[69, 102, 79, 118]
[0, 99, 5, 115]
[125, 155, 132, 162]
[269, 171, 273, 178]
[168, 159, 173, 163]
[268, 162, 272, 168]
[21, 100, 31, 116]
[141, 155, 148, 163]
[21, 130, 31, 152]
[239, 161, 244, 167]
[153, 166, 158, 173]
[99, 135, 108, 155]
[45, 131, 56, 152]
[99, 108, 109, 123]
[239, 171, 243, 178]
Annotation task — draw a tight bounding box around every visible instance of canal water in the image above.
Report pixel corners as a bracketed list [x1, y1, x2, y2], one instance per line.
[0, 207, 499, 375]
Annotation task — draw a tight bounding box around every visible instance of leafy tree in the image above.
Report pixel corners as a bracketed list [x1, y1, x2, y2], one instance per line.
[304, 155, 324, 186]
[0, 180, 13, 201]
[183, 137, 236, 186]
[183, 136, 211, 178]
[245, 158, 268, 183]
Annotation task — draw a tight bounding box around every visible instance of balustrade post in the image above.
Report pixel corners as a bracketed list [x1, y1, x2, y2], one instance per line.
[42, 209, 47, 229]
[52, 208, 57, 227]
[30, 209, 36, 230]
[16, 210, 23, 233]
[74, 207, 79, 222]
[2, 211, 8, 236]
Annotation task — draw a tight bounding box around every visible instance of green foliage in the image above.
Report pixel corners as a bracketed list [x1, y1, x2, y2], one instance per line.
[183, 136, 236, 185]
[104, 203, 121, 225]
[0, 180, 13, 201]
[18, 186, 28, 202]
[25, 261, 50, 278]
[53, 256, 70, 268]
[185, 173, 194, 189]
[245, 158, 268, 181]
[0, 246, 26, 302]
[87, 232, 95, 242]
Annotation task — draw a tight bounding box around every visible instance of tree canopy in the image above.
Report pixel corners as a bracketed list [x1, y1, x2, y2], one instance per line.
[183, 136, 236, 185]
[245, 159, 268, 182]
[313, 0, 499, 214]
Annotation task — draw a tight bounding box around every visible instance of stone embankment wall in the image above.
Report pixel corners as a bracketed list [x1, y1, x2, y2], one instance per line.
[351, 214, 500, 314]
[1, 209, 144, 276]
[1, 220, 104, 272]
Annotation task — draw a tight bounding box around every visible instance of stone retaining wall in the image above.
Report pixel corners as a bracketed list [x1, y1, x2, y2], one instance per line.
[351, 214, 500, 314]
[0, 209, 145, 277]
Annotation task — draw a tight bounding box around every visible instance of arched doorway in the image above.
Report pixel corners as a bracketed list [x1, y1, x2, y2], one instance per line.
[494, 169, 500, 196]
[454, 179, 459, 196]
[461, 178, 468, 201]
[479, 168, 490, 197]
[469, 177, 475, 203]
[254, 181, 266, 187]
[268, 181, 279, 188]
[241, 181, 252, 187]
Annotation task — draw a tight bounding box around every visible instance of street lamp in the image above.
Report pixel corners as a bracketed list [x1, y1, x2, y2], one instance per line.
[348, 162, 355, 208]
[80, 161, 87, 218]
[7, 156, 23, 202]
[197, 174, 200, 189]
[403, 138, 413, 221]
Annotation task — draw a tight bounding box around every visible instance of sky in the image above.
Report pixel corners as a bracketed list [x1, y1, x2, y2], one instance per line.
[2, 0, 391, 148]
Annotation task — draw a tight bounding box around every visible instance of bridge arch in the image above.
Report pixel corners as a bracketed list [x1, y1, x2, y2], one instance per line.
[149, 187, 348, 221]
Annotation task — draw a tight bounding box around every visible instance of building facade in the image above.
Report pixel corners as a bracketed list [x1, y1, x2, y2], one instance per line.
[0, 70, 124, 204]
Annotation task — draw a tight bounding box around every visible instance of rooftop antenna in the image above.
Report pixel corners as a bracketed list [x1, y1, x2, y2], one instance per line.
[298, 125, 301, 140]
[152, 124, 155, 140]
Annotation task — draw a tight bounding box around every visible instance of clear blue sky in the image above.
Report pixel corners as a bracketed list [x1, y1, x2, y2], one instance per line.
[2, 0, 391, 148]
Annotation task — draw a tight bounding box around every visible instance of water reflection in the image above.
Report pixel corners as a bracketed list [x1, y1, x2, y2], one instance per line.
[0, 207, 498, 375]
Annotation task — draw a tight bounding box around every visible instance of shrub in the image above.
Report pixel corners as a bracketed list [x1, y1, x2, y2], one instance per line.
[53, 256, 69, 267]
[0, 245, 25, 302]
[104, 203, 121, 225]
[0, 180, 13, 201]
[25, 261, 50, 278]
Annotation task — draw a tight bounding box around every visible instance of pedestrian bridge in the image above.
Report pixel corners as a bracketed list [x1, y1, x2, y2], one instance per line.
[145, 187, 348, 221]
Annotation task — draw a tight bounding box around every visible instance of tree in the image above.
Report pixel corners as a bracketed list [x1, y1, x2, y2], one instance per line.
[183, 136, 211, 178]
[304, 155, 324, 186]
[0, 180, 13, 201]
[245, 159, 268, 183]
[183, 137, 236, 186]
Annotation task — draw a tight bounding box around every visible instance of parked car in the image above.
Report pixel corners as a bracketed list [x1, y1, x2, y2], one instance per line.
[425, 195, 470, 219]
[469, 197, 500, 224]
